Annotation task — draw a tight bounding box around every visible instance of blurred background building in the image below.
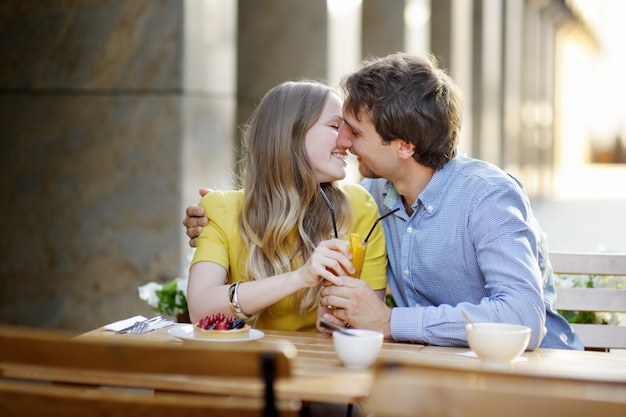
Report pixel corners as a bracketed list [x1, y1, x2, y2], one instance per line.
[1, 0, 624, 332]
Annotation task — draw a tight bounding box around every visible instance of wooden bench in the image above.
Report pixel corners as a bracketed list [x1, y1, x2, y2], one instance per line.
[550, 252, 626, 351]
[365, 360, 626, 417]
[0, 325, 300, 417]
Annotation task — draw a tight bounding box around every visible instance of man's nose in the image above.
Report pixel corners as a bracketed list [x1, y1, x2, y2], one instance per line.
[336, 124, 353, 148]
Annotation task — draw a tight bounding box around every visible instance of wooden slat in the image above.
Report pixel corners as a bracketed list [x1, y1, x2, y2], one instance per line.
[550, 252, 626, 351]
[550, 252, 626, 276]
[570, 324, 626, 350]
[554, 288, 626, 312]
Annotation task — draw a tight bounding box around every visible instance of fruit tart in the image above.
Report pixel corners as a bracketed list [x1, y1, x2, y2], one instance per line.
[193, 313, 251, 339]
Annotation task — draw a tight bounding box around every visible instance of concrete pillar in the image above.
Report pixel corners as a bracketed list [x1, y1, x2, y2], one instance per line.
[450, 0, 474, 156]
[475, 0, 504, 167]
[470, 0, 485, 159]
[182, 0, 237, 221]
[362, 0, 404, 58]
[521, 5, 543, 196]
[0, 0, 236, 331]
[430, 0, 453, 68]
[536, 10, 557, 198]
[432, 0, 475, 156]
[502, 0, 525, 176]
[236, 0, 328, 169]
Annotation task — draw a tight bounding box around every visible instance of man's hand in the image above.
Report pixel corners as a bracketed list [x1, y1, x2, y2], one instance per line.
[182, 188, 211, 247]
[320, 279, 393, 339]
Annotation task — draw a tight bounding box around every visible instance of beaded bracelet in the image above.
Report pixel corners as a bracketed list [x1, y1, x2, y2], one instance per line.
[228, 282, 251, 319]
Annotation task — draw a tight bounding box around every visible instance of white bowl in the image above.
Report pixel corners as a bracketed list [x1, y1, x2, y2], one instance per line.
[466, 323, 531, 368]
[332, 329, 384, 369]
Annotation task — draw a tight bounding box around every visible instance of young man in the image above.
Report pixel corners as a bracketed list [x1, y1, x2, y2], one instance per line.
[184, 53, 582, 350]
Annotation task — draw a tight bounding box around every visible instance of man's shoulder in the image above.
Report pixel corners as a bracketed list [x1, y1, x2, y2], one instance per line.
[358, 178, 388, 196]
[452, 156, 520, 188]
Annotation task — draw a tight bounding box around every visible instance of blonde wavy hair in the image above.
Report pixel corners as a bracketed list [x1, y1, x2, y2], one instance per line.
[238, 81, 351, 319]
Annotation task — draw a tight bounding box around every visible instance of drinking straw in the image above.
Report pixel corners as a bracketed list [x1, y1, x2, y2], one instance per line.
[364, 208, 400, 243]
[319, 188, 338, 238]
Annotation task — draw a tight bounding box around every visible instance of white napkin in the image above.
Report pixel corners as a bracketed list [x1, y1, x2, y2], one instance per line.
[103, 315, 147, 332]
[457, 350, 528, 363]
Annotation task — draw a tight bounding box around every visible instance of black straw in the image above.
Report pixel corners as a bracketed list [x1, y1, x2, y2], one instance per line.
[364, 208, 400, 243]
[319, 188, 338, 238]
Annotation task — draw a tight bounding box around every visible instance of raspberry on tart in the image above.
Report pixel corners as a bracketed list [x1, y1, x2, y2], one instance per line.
[193, 313, 251, 339]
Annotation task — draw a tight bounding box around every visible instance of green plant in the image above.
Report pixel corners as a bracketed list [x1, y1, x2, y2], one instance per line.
[154, 278, 188, 317]
[138, 278, 188, 317]
[557, 276, 596, 324]
[560, 310, 600, 324]
[555, 274, 622, 325]
[385, 293, 397, 308]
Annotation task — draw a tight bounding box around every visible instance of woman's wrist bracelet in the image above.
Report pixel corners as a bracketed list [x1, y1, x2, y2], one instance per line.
[228, 282, 251, 319]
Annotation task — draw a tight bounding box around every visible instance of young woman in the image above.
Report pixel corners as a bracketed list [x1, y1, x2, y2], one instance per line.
[187, 81, 387, 332]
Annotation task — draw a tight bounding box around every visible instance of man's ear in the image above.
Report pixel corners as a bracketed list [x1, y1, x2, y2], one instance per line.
[395, 140, 416, 160]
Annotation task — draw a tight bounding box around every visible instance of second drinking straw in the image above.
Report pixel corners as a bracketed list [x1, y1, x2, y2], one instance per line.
[364, 208, 400, 243]
[319, 187, 338, 238]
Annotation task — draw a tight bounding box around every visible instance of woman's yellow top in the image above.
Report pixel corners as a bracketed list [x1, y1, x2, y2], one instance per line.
[191, 183, 388, 332]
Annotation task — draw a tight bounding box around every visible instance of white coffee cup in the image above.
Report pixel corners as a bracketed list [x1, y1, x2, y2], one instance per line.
[332, 328, 383, 369]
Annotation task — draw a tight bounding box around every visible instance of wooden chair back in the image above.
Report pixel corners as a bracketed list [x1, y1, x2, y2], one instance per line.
[365, 360, 626, 417]
[0, 379, 286, 417]
[0, 325, 300, 417]
[550, 252, 626, 350]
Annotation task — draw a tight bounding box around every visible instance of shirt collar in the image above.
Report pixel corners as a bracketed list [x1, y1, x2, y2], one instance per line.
[383, 182, 401, 211]
[382, 155, 461, 215]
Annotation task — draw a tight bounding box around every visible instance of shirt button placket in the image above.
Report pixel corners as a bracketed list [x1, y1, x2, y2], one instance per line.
[403, 225, 413, 278]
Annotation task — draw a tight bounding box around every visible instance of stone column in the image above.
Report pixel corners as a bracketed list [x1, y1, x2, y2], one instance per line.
[473, 0, 504, 167]
[182, 0, 237, 225]
[431, 0, 453, 68]
[362, 0, 404, 58]
[0, 0, 236, 331]
[431, 0, 475, 155]
[236, 0, 328, 171]
[502, 0, 525, 176]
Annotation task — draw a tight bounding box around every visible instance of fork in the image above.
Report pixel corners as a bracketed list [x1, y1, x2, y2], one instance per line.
[130, 316, 165, 334]
[116, 316, 162, 334]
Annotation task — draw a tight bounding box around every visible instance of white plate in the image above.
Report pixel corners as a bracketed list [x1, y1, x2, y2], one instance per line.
[168, 324, 264, 343]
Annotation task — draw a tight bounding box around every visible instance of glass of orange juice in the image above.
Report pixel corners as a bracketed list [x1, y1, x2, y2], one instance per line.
[341, 233, 368, 278]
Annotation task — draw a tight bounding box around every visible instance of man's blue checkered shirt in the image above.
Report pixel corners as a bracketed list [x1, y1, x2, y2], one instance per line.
[362, 154, 583, 350]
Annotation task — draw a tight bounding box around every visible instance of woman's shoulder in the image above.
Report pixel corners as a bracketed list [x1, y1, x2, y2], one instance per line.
[199, 189, 244, 214]
[339, 182, 379, 218]
[339, 182, 373, 202]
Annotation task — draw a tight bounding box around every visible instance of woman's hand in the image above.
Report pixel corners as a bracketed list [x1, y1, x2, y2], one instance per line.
[316, 303, 337, 334]
[295, 238, 353, 288]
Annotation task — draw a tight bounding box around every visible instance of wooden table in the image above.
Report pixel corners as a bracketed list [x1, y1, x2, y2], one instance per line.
[79, 325, 424, 404]
[77, 324, 626, 405]
[2, 322, 625, 416]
